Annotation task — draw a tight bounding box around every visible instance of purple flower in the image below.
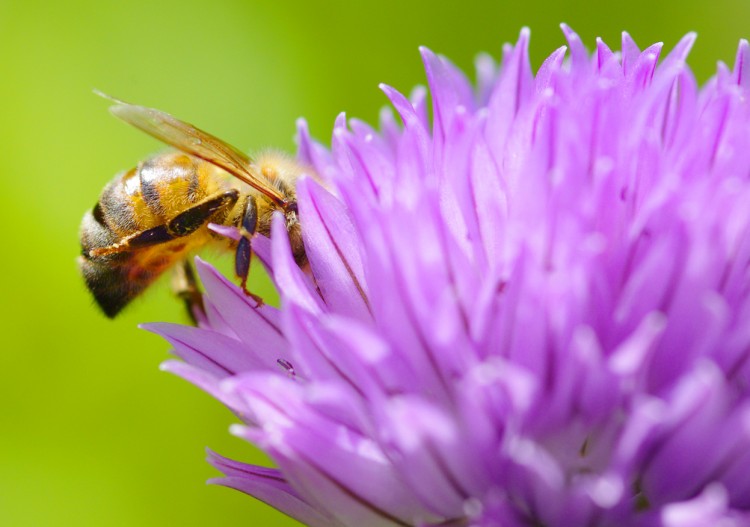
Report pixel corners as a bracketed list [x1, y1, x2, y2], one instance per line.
[145, 26, 750, 526]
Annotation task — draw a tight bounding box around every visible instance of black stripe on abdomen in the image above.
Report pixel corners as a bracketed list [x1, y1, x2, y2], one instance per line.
[139, 158, 165, 217]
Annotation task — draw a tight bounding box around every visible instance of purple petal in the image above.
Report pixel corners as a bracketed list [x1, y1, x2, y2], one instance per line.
[560, 24, 587, 70]
[194, 258, 289, 371]
[207, 450, 344, 527]
[144, 322, 267, 376]
[160, 360, 246, 413]
[296, 117, 335, 179]
[659, 484, 749, 527]
[733, 39, 750, 90]
[207, 223, 240, 241]
[421, 45, 476, 147]
[270, 213, 325, 313]
[475, 52, 497, 106]
[485, 27, 533, 157]
[297, 177, 371, 321]
[621, 31, 641, 76]
[227, 373, 435, 525]
[660, 32, 697, 72]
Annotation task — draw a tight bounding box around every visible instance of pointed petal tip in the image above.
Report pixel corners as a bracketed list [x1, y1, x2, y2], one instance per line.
[138, 322, 161, 333]
[410, 84, 427, 99]
[560, 23, 577, 39]
[735, 39, 750, 88]
[663, 33, 696, 65]
[378, 103, 395, 121]
[622, 31, 640, 56]
[419, 45, 438, 66]
[229, 423, 248, 438]
[333, 112, 347, 131]
[140, 321, 187, 337]
[270, 210, 287, 238]
[515, 27, 531, 52]
[379, 83, 397, 98]
[139, 321, 192, 340]
[208, 223, 241, 241]
[475, 51, 494, 67]
[683, 31, 698, 44]
[159, 359, 182, 373]
[518, 26, 530, 43]
[295, 116, 308, 128]
[194, 255, 218, 280]
[297, 173, 310, 186]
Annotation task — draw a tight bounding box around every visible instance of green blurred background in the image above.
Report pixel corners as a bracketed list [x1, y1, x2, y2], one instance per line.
[1, 0, 748, 525]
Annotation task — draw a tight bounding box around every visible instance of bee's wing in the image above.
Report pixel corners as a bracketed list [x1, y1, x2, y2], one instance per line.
[99, 92, 287, 206]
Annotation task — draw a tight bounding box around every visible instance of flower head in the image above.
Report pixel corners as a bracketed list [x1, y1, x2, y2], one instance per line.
[146, 26, 750, 526]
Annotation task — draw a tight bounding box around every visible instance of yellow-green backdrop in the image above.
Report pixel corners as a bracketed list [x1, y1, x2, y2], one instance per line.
[1, 1, 747, 525]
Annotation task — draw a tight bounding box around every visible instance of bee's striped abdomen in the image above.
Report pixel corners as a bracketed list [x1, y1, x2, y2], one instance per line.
[79, 152, 228, 317]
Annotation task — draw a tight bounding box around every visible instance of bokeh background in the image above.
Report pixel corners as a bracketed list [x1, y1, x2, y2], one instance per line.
[1, 1, 748, 525]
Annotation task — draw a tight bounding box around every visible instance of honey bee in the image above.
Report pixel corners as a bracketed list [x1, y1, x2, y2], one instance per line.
[79, 95, 309, 319]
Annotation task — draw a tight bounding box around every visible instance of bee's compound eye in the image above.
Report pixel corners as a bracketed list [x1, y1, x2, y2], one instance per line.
[287, 202, 298, 214]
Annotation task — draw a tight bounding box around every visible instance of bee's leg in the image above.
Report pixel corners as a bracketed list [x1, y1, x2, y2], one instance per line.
[89, 190, 240, 257]
[172, 260, 205, 325]
[167, 190, 240, 237]
[235, 196, 264, 306]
